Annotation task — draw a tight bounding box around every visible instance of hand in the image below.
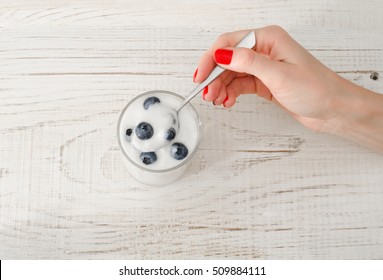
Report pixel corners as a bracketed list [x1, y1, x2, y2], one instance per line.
[194, 25, 348, 132]
[194, 26, 383, 152]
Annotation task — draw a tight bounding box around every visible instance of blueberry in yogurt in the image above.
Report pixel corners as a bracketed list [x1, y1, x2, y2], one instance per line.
[170, 143, 188, 160]
[135, 122, 154, 140]
[143, 96, 160, 110]
[165, 127, 176, 141]
[140, 152, 157, 165]
[125, 128, 133, 141]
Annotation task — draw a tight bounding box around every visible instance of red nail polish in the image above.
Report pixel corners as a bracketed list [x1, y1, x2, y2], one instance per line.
[193, 68, 198, 82]
[203, 86, 208, 100]
[214, 49, 233, 65]
[223, 96, 229, 107]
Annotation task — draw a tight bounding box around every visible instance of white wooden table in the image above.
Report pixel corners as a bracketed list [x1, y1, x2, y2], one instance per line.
[1, 0, 383, 259]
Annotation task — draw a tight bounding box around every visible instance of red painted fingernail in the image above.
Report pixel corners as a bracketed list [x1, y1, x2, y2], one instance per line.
[193, 68, 198, 82]
[202, 86, 208, 100]
[223, 96, 229, 107]
[214, 49, 233, 65]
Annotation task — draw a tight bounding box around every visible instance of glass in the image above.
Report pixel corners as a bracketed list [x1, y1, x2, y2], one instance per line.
[117, 90, 202, 185]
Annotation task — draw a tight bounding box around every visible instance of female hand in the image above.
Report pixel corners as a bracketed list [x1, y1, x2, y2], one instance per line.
[194, 26, 383, 152]
[194, 25, 348, 131]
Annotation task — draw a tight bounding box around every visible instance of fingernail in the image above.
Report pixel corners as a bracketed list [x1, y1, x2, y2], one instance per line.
[202, 86, 208, 100]
[193, 68, 198, 82]
[223, 96, 229, 107]
[214, 49, 233, 65]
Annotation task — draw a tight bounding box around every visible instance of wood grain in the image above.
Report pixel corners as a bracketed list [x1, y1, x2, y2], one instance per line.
[0, 0, 383, 259]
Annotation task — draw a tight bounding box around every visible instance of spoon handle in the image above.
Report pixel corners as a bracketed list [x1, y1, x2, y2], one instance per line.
[176, 31, 256, 112]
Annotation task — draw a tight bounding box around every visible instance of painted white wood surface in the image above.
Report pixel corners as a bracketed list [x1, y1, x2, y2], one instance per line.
[0, 0, 383, 259]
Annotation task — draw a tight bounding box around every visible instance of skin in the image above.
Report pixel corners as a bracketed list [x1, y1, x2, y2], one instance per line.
[194, 25, 383, 152]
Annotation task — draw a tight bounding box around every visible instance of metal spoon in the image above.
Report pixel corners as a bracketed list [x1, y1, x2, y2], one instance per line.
[175, 31, 256, 113]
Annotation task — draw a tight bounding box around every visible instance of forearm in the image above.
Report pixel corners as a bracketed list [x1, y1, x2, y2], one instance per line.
[323, 78, 383, 152]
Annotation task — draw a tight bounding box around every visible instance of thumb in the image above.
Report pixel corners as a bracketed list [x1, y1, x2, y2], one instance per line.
[214, 47, 287, 84]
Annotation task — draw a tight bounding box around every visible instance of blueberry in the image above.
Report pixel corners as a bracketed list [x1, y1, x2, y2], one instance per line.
[140, 152, 157, 165]
[170, 143, 188, 160]
[135, 122, 153, 140]
[165, 128, 176, 141]
[125, 128, 133, 141]
[143, 96, 160, 110]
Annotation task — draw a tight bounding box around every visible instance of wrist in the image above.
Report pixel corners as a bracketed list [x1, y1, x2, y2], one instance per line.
[322, 77, 383, 151]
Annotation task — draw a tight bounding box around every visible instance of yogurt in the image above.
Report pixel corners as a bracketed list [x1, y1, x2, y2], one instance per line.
[117, 90, 201, 185]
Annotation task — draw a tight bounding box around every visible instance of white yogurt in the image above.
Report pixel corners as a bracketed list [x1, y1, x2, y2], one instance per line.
[130, 102, 179, 153]
[117, 90, 201, 185]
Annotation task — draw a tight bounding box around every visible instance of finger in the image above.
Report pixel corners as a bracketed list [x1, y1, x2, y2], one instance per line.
[223, 85, 238, 108]
[194, 51, 216, 83]
[224, 76, 275, 107]
[205, 26, 295, 58]
[206, 27, 292, 59]
[225, 76, 256, 106]
[210, 71, 238, 105]
[213, 83, 228, 106]
[213, 84, 227, 106]
[214, 47, 290, 87]
[194, 29, 253, 83]
[252, 77, 273, 101]
[195, 25, 302, 83]
[224, 76, 256, 108]
[202, 70, 235, 102]
[203, 78, 221, 102]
